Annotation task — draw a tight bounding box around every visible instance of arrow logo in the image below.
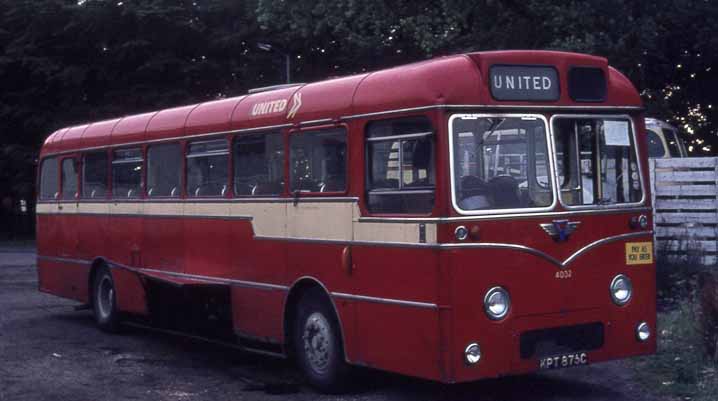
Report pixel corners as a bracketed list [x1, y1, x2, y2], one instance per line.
[287, 92, 302, 119]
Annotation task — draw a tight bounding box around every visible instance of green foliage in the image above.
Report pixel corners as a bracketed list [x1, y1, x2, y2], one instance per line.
[632, 303, 718, 401]
[0, 0, 716, 210]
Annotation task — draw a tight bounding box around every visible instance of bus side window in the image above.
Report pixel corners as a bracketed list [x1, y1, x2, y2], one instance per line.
[365, 116, 434, 214]
[234, 132, 284, 196]
[663, 128, 683, 158]
[83, 152, 108, 198]
[61, 158, 79, 199]
[39, 157, 59, 200]
[112, 148, 143, 198]
[147, 143, 182, 197]
[646, 129, 666, 158]
[186, 139, 229, 197]
[289, 128, 347, 193]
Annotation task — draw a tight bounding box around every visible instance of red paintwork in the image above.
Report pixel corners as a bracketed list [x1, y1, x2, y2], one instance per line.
[186, 97, 244, 135]
[82, 119, 121, 149]
[36, 51, 656, 383]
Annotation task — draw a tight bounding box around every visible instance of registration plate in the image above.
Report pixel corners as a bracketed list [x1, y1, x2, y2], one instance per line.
[539, 352, 588, 370]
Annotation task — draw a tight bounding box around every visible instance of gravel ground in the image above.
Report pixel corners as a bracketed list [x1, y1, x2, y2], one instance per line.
[0, 248, 669, 401]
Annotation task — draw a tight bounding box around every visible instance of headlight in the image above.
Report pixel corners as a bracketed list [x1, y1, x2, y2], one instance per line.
[610, 274, 632, 305]
[464, 342, 481, 365]
[636, 322, 651, 342]
[484, 286, 510, 320]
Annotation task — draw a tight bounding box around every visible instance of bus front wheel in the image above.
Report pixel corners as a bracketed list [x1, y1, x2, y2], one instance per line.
[293, 290, 349, 393]
[92, 266, 120, 332]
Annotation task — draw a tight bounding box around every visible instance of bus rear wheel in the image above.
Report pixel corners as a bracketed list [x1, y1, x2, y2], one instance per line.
[92, 266, 120, 332]
[293, 290, 349, 393]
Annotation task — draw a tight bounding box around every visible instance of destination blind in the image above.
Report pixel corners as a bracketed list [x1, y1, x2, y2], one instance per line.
[490, 65, 560, 101]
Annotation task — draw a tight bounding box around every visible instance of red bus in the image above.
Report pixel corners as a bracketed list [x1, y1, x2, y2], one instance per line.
[36, 50, 656, 391]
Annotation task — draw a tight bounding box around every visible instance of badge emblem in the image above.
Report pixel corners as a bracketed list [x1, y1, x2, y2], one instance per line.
[286, 92, 302, 119]
[540, 220, 580, 242]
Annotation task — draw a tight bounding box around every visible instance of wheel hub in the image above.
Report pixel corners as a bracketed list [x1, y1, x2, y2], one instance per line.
[97, 276, 114, 319]
[303, 312, 333, 375]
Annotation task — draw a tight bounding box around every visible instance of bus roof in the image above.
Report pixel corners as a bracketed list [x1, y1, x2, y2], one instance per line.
[645, 117, 678, 132]
[41, 50, 642, 156]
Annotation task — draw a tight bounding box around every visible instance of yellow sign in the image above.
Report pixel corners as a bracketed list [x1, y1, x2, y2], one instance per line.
[625, 242, 653, 265]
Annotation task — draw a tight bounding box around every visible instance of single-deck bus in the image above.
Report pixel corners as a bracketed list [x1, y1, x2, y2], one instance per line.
[645, 117, 688, 158]
[37, 50, 656, 391]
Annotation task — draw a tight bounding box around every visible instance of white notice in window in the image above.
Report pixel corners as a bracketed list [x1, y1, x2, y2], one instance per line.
[603, 121, 631, 146]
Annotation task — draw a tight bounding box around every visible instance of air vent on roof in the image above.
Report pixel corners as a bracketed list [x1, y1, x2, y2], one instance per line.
[247, 83, 304, 94]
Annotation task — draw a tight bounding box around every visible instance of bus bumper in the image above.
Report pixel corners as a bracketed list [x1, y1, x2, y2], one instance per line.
[450, 307, 657, 382]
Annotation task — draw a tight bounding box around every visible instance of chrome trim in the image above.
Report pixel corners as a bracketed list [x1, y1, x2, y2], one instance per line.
[37, 197, 359, 207]
[441, 231, 652, 268]
[36, 212, 255, 221]
[342, 105, 441, 120]
[37, 255, 92, 265]
[355, 206, 653, 223]
[185, 151, 229, 158]
[549, 114, 647, 210]
[563, 232, 650, 265]
[367, 189, 435, 195]
[366, 131, 433, 142]
[444, 242, 563, 266]
[447, 113, 559, 216]
[331, 292, 438, 310]
[443, 104, 643, 111]
[341, 104, 643, 121]
[298, 118, 334, 126]
[253, 235, 436, 248]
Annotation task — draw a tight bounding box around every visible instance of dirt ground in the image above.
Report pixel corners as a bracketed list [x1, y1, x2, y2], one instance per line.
[0, 248, 670, 401]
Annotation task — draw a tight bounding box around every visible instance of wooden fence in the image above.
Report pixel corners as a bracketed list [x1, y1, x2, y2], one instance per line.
[650, 157, 718, 265]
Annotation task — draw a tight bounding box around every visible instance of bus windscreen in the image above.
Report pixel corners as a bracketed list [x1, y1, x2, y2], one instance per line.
[552, 117, 643, 206]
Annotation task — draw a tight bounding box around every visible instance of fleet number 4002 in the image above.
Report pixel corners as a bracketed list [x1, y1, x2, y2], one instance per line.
[555, 269, 572, 279]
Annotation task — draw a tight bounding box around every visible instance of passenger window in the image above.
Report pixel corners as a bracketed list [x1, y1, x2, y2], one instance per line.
[187, 139, 229, 197]
[39, 157, 59, 200]
[147, 143, 182, 197]
[290, 128, 346, 193]
[663, 128, 683, 158]
[234, 133, 284, 196]
[112, 148, 143, 198]
[366, 117, 435, 213]
[61, 158, 79, 199]
[83, 152, 108, 198]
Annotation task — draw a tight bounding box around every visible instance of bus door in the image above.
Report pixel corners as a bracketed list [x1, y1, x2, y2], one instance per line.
[108, 147, 144, 267]
[285, 126, 352, 285]
[349, 116, 441, 376]
[58, 155, 81, 259]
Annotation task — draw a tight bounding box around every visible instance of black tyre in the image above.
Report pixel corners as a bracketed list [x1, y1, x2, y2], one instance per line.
[92, 266, 120, 332]
[293, 290, 350, 393]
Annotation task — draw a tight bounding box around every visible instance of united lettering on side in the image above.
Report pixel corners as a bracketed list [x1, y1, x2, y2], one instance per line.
[490, 65, 560, 101]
